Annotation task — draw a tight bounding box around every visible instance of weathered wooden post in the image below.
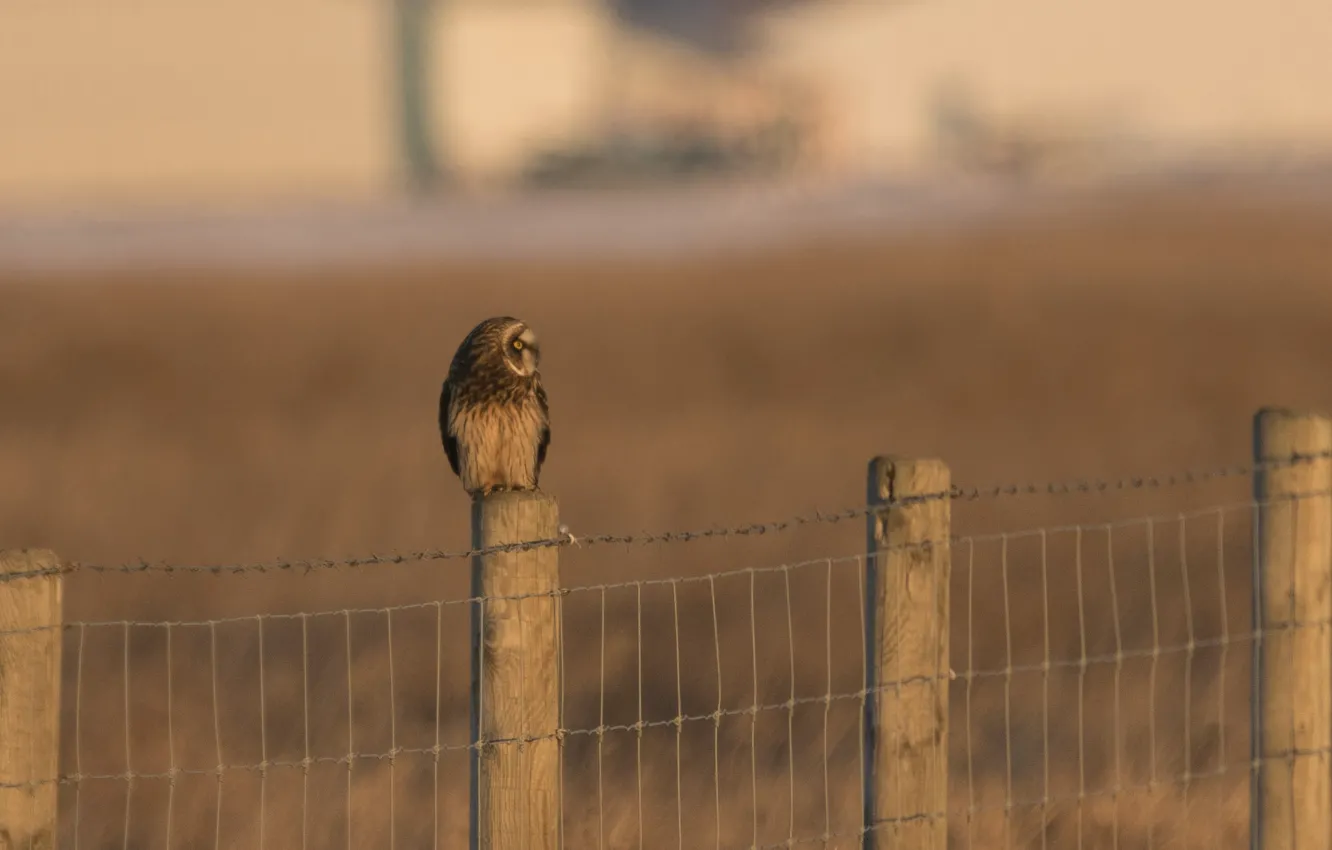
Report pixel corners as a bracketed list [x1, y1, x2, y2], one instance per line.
[0, 549, 63, 850]
[1252, 408, 1332, 850]
[864, 458, 950, 850]
[470, 492, 561, 850]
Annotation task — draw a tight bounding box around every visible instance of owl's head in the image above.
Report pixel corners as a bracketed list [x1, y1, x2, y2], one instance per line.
[455, 316, 543, 379]
[500, 321, 541, 377]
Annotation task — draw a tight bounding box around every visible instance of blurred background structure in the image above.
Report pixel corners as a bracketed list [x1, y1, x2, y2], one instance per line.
[4, 0, 1332, 208]
[5, 0, 1332, 273]
[5, 3, 1332, 850]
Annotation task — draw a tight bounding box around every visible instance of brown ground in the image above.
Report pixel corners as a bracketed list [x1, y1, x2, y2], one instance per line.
[3, 180, 1332, 850]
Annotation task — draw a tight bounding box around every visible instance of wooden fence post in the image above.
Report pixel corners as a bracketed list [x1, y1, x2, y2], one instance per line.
[470, 492, 561, 850]
[0, 549, 63, 850]
[1252, 408, 1332, 850]
[864, 458, 950, 850]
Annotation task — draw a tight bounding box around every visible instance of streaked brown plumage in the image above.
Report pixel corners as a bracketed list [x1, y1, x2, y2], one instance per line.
[438, 316, 551, 496]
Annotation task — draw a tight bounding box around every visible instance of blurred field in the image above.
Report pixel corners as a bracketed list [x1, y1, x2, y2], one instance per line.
[2, 181, 1332, 849]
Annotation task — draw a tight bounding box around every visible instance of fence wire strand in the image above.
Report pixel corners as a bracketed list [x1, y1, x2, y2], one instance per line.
[0, 452, 1326, 583]
[1, 490, 1327, 646]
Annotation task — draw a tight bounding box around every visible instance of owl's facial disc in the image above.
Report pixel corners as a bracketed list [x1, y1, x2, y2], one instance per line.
[506, 327, 540, 376]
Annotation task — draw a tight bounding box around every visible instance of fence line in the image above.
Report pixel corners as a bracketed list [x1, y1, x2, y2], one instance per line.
[1, 489, 1329, 642]
[3, 407, 1332, 850]
[4, 595, 1328, 790]
[1, 451, 1329, 583]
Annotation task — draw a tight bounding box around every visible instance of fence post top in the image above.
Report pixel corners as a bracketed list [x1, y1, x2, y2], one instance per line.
[867, 456, 950, 505]
[1253, 407, 1332, 464]
[470, 489, 561, 554]
[1254, 406, 1331, 427]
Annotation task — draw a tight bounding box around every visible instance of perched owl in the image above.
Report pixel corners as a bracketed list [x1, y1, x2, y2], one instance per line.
[438, 316, 551, 497]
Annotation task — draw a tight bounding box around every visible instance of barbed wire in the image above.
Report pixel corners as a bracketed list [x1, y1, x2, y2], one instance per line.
[2, 450, 1326, 583]
[0, 490, 1312, 639]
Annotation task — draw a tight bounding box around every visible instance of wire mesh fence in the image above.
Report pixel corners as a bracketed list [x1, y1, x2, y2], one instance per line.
[2, 442, 1330, 850]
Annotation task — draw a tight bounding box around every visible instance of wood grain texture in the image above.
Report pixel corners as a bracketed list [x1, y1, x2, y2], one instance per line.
[469, 491, 561, 850]
[0, 549, 62, 850]
[864, 458, 949, 850]
[1252, 408, 1332, 850]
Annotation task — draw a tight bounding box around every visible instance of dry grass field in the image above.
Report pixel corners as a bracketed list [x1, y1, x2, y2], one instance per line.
[3, 180, 1332, 849]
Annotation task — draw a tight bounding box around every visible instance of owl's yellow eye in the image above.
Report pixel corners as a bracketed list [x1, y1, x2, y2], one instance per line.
[513, 339, 524, 351]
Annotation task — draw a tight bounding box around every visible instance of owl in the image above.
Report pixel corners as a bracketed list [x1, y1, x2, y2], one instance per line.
[438, 316, 551, 497]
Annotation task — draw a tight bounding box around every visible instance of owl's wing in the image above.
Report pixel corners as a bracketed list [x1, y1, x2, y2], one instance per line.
[438, 380, 460, 477]
[535, 383, 551, 471]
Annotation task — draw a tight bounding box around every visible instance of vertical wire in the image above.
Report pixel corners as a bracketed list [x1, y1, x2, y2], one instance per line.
[1179, 515, 1196, 839]
[387, 609, 398, 850]
[519, 506, 531, 850]
[784, 565, 797, 846]
[932, 518, 946, 846]
[123, 623, 134, 850]
[210, 621, 224, 850]
[1106, 526, 1123, 850]
[965, 540, 977, 850]
[894, 525, 908, 850]
[597, 587, 606, 850]
[1285, 495, 1298, 850]
[1075, 527, 1088, 850]
[1039, 530, 1051, 850]
[258, 616, 269, 850]
[1215, 508, 1230, 850]
[749, 570, 760, 848]
[558, 584, 567, 850]
[433, 602, 443, 850]
[345, 611, 354, 850]
[672, 580, 684, 850]
[163, 624, 174, 850]
[301, 614, 311, 850]
[1146, 517, 1160, 850]
[122, 623, 133, 850]
[822, 559, 833, 844]
[1249, 498, 1262, 850]
[636, 583, 645, 850]
[72, 625, 84, 850]
[1001, 535, 1014, 850]
[475, 589, 487, 850]
[710, 575, 723, 850]
[855, 555, 867, 848]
